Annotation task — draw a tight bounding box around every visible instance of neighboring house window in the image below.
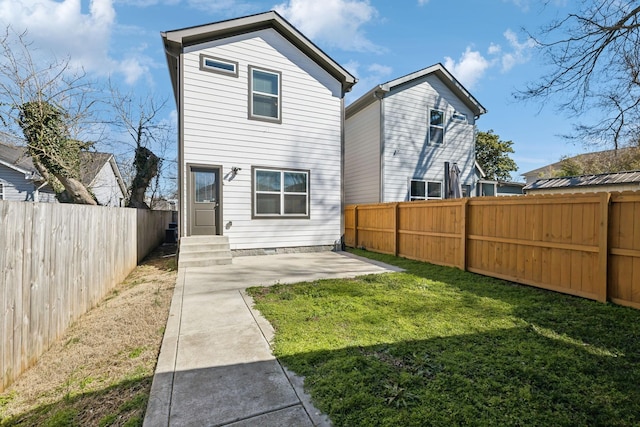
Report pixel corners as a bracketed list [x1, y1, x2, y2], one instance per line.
[462, 184, 471, 198]
[0, 183, 4, 200]
[429, 109, 444, 145]
[249, 66, 281, 122]
[479, 181, 497, 196]
[253, 167, 309, 218]
[200, 54, 238, 77]
[410, 179, 442, 200]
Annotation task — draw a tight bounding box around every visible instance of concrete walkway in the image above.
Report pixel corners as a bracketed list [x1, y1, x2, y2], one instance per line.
[143, 251, 403, 427]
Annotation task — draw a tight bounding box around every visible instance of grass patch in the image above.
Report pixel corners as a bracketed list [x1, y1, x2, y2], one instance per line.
[247, 249, 640, 426]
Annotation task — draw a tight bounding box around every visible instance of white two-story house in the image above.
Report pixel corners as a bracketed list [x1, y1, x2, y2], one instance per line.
[161, 12, 356, 252]
[345, 63, 487, 204]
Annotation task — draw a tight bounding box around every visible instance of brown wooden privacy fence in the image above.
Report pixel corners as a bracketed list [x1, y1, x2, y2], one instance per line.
[345, 191, 640, 309]
[0, 201, 173, 392]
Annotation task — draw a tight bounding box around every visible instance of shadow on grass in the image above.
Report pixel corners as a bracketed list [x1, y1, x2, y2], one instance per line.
[0, 376, 151, 427]
[249, 249, 640, 426]
[278, 327, 639, 427]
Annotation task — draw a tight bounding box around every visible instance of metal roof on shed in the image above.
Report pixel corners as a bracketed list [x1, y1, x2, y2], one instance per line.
[523, 170, 640, 191]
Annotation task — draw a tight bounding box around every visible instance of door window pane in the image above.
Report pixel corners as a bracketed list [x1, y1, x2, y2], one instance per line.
[194, 171, 216, 203]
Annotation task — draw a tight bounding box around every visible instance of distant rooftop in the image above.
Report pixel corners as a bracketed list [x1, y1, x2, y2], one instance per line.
[523, 170, 640, 191]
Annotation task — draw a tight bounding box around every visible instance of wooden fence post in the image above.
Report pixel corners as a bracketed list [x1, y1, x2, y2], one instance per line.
[598, 192, 611, 303]
[394, 203, 399, 256]
[461, 198, 468, 271]
[354, 205, 359, 249]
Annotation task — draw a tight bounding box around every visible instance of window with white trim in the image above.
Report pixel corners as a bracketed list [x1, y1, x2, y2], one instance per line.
[0, 183, 4, 200]
[200, 54, 238, 77]
[429, 109, 444, 145]
[479, 181, 497, 196]
[253, 167, 309, 217]
[249, 66, 281, 122]
[410, 179, 442, 200]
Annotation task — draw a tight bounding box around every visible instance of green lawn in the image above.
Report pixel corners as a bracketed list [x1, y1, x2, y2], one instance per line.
[247, 249, 640, 427]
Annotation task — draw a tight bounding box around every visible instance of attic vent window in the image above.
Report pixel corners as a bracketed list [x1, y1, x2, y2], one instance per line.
[452, 112, 467, 122]
[199, 54, 238, 77]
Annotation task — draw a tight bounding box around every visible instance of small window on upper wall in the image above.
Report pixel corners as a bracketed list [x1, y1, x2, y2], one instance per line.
[199, 54, 238, 77]
[249, 66, 281, 123]
[0, 183, 4, 200]
[452, 112, 467, 122]
[429, 109, 444, 145]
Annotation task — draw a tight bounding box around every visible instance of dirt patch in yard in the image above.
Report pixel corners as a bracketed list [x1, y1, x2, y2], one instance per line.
[0, 244, 177, 426]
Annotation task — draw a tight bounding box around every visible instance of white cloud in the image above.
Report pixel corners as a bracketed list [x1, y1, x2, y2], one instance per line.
[499, 29, 536, 72]
[0, 0, 147, 85]
[275, 0, 380, 52]
[443, 29, 536, 88]
[418, 0, 429, 4]
[444, 47, 491, 89]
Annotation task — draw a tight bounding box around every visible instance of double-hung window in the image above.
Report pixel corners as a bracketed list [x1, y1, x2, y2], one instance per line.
[410, 179, 442, 200]
[249, 66, 281, 122]
[253, 167, 309, 218]
[429, 109, 444, 145]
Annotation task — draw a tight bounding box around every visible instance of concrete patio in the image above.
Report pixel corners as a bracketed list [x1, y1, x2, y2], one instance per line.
[143, 251, 403, 426]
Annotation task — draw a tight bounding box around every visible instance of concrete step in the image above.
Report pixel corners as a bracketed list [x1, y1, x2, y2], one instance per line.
[179, 242, 231, 252]
[178, 249, 232, 260]
[179, 235, 232, 268]
[178, 257, 233, 268]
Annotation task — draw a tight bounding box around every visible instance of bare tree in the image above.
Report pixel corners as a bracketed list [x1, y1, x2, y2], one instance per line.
[518, 1, 640, 150]
[107, 83, 175, 209]
[0, 28, 97, 204]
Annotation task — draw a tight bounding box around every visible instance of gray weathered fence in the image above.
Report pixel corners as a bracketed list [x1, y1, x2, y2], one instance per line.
[0, 201, 172, 392]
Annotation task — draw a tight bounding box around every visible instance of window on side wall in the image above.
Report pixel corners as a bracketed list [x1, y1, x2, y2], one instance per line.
[253, 167, 309, 218]
[0, 183, 4, 200]
[462, 184, 471, 198]
[200, 54, 238, 77]
[429, 109, 444, 145]
[249, 66, 281, 123]
[410, 179, 442, 200]
[479, 181, 497, 196]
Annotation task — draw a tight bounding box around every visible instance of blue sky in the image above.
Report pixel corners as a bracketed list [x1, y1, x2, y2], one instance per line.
[0, 0, 589, 180]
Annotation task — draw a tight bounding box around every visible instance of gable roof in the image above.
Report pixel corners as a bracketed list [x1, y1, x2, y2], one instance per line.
[161, 11, 357, 99]
[0, 141, 41, 178]
[523, 170, 640, 191]
[0, 141, 125, 193]
[79, 152, 128, 196]
[346, 63, 487, 119]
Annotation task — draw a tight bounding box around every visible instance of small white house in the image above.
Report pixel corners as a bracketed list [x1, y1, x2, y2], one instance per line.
[161, 11, 356, 252]
[79, 152, 127, 207]
[345, 63, 487, 204]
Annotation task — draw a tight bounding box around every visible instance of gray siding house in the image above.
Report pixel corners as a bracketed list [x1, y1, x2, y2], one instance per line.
[161, 12, 356, 251]
[0, 142, 57, 203]
[0, 142, 126, 206]
[345, 64, 487, 204]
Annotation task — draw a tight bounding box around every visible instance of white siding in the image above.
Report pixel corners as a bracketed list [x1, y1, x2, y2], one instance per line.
[345, 101, 381, 204]
[181, 29, 343, 250]
[381, 74, 478, 202]
[90, 162, 125, 207]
